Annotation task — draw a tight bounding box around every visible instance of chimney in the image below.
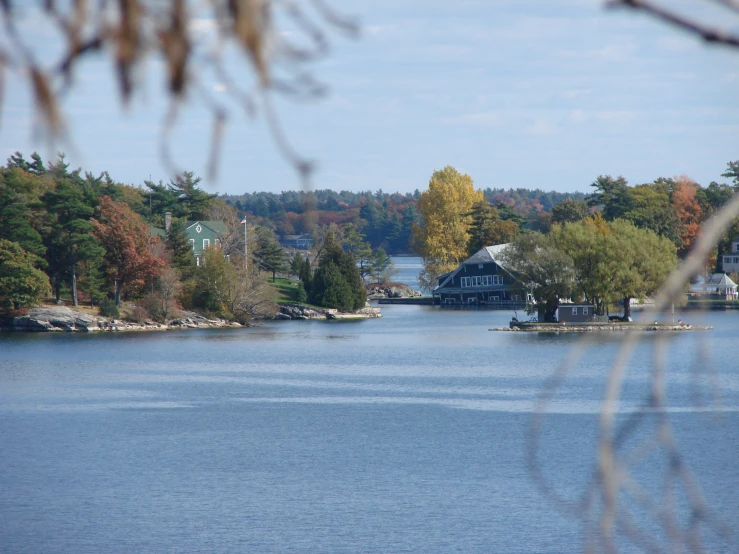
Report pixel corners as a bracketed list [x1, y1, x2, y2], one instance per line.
[165, 211, 172, 232]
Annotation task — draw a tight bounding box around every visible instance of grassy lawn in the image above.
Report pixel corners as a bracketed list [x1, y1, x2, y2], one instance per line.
[270, 277, 323, 308]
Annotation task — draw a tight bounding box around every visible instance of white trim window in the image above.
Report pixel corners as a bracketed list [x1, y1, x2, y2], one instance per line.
[493, 275, 501, 285]
[189, 239, 195, 250]
[572, 307, 578, 315]
[203, 239, 210, 249]
[582, 307, 588, 315]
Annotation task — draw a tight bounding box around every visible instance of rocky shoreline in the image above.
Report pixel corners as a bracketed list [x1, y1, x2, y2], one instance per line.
[1, 306, 241, 333]
[277, 303, 382, 321]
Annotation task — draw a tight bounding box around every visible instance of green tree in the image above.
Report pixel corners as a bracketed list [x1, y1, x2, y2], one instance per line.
[467, 199, 519, 255]
[499, 232, 575, 322]
[622, 183, 681, 246]
[309, 230, 366, 311]
[0, 239, 51, 312]
[42, 177, 105, 306]
[586, 175, 634, 220]
[607, 219, 678, 320]
[370, 247, 394, 284]
[299, 255, 313, 293]
[253, 228, 287, 282]
[343, 223, 373, 282]
[166, 219, 196, 277]
[192, 248, 274, 323]
[145, 171, 215, 221]
[0, 167, 47, 262]
[551, 198, 591, 225]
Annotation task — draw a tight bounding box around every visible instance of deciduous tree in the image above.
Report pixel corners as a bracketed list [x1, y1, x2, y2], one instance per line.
[92, 196, 164, 305]
[413, 166, 483, 291]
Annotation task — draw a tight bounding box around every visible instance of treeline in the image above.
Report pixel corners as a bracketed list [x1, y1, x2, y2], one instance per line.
[220, 187, 586, 253]
[0, 152, 274, 322]
[413, 162, 739, 298]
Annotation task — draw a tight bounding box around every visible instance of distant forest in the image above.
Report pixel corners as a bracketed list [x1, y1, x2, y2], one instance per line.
[222, 188, 586, 253]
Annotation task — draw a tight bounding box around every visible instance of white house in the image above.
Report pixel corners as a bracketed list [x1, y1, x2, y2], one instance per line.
[722, 237, 739, 273]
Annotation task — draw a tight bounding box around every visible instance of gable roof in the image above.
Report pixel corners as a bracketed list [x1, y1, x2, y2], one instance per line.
[435, 244, 512, 291]
[185, 220, 228, 235]
[705, 273, 737, 287]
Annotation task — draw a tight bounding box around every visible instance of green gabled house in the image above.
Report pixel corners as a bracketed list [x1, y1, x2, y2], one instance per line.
[150, 212, 228, 266]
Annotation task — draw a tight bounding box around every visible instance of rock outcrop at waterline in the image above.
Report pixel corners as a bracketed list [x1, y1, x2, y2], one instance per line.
[3, 306, 240, 332]
[365, 283, 421, 300]
[277, 303, 382, 320]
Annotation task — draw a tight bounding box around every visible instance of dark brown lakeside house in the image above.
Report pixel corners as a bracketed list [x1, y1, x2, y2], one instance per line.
[432, 245, 527, 307]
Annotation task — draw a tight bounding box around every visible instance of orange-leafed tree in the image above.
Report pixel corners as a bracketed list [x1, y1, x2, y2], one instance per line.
[671, 175, 703, 256]
[92, 196, 165, 305]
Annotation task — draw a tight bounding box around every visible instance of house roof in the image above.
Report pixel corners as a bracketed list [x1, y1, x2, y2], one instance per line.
[434, 244, 512, 291]
[149, 225, 166, 238]
[185, 220, 228, 234]
[705, 273, 737, 287]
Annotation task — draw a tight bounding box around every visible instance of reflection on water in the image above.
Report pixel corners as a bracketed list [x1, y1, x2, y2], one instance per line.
[0, 306, 737, 553]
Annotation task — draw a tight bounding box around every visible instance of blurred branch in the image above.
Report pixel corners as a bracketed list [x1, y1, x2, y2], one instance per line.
[607, 0, 739, 47]
[0, 0, 357, 184]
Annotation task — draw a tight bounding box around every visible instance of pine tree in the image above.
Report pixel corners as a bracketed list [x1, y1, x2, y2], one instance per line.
[299, 255, 312, 293]
[167, 219, 196, 277]
[253, 229, 287, 282]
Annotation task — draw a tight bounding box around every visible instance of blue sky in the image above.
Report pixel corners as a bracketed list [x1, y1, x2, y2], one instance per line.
[1, 0, 737, 195]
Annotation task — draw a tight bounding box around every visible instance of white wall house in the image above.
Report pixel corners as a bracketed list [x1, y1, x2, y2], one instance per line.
[722, 237, 739, 273]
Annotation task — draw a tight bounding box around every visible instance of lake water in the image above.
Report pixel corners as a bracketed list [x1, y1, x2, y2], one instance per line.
[1, 261, 737, 553]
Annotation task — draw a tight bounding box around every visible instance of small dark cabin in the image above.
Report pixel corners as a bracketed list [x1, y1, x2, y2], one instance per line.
[556, 304, 595, 323]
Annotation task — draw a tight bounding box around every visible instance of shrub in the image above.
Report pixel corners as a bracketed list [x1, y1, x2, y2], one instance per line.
[99, 298, 120, 318]
[129, 304, 150, 324]
[296, 281, 307, 304]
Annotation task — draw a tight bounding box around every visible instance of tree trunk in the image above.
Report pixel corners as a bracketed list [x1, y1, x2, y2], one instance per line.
[71, 265, 78, 307]
[55, 280, 61, 302]
[272, 270, 276, 282]
[115, 280, 122, 306]
[623, 297, 632, 321]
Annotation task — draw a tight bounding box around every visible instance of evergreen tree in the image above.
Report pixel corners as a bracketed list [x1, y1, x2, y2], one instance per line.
[0, 169, 46, 262]
[253, 228, 287, 282]
[370, 247, 393, 283]
[309, 230, 366, 310]
[299, 255, 313, 293]
[0, 239, 51, 312]
[167, 219, 196, 277]
[42, 178, 104, 305]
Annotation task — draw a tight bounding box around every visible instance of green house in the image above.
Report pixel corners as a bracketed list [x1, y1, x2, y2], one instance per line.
[184, 220, 227, 265]
[150, 213, 228, 266]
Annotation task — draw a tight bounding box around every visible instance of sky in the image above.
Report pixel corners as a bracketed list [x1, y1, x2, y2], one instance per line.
[1, 0, 737, 195]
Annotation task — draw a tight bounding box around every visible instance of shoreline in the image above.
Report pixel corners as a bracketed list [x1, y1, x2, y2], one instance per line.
[493, 321, 712, 332]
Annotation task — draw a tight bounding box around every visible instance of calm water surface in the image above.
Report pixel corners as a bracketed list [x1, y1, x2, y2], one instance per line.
[1, 284, 738, 552]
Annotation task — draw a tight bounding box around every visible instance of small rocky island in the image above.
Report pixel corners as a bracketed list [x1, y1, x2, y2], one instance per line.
[491, 320, 712, 332]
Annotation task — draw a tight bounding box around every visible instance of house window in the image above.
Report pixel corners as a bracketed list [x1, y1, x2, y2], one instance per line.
[583, 307, 588, 315]
[203, 239, 210, 249]
[196, 256, 201, 267]
[482, 275, 491, 286]
[196, 224, 202, 233]
[461, 277, 470, 288]
[493, 275, 501, 285]
[491, 295, 499, 301]
[189, 239, 195, 250]
[478, 264, 483, 269]
[468, 297, 476, 304]
[572, 307, 578, 315]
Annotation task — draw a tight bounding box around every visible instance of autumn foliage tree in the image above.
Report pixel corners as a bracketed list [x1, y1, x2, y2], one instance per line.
[92, 196, 164, 305]
[413, 166, 483, 290]
[671, 175, 703, 256]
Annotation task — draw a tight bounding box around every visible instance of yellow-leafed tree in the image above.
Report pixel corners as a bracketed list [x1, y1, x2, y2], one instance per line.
[413, 166, 484, 291]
